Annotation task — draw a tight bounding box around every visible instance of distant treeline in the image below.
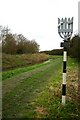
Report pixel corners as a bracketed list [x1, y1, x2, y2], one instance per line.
[1, 26, 39, 54]
[40, 49, 63, 55]
[41, 35, 80, 60]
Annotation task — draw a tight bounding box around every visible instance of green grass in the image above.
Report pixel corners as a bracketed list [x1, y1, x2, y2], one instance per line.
[2, 60, 50, 80]
[2, 56, 80, 119]
[2, 56, 61, 80]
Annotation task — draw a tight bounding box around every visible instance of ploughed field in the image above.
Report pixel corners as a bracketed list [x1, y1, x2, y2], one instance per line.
[2, 55, 80, 119]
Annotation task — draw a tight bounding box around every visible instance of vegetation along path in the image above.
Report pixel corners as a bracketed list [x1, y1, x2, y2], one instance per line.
[2, 56, 80, 119]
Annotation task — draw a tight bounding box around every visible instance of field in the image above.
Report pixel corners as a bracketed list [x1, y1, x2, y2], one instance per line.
[2, 54, 80, 119]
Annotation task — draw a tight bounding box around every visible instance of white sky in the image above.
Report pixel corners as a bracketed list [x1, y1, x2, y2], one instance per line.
[0, 0, 79, 51]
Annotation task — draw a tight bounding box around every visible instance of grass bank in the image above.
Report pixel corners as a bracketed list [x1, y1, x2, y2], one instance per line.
[2, 53, 49, 70]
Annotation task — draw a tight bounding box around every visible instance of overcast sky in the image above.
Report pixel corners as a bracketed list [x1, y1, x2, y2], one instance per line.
[0, 0, 79, 51]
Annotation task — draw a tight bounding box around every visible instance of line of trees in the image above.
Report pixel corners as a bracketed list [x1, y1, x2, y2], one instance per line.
[0, 26, 80, 60]
[41, 34, 80, 60]
[40, 49, 63, 55]
[0, 26, 40, 54]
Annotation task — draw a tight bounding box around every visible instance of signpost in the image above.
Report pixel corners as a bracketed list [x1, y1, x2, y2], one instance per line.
[58, 17, 73, 105]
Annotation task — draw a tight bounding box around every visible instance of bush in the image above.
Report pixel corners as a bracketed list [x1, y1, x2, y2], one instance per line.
[68, 35, 80, 60]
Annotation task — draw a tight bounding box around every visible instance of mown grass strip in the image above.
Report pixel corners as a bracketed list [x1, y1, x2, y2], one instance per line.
[2, 57, 61, 80]
[2, 57, 62, 118]
[2, 60, 50, 80]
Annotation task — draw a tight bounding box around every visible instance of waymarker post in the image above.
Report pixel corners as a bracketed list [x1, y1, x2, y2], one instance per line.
[58, 17, 73, 105]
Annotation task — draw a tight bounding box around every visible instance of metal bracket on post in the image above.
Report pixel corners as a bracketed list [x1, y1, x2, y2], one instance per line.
[58, 17, 73, 105]
[60, 41, 70, 48]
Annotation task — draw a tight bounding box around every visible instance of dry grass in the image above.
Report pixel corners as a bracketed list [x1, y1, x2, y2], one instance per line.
[67, 69, 79, 102]
[35, 106, 48, 117]
[2, 53, 49, 70]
